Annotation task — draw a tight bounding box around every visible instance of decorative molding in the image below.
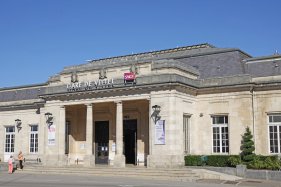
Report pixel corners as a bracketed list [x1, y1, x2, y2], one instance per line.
[99, 68, 107, 79]
[85, 103, 93, 107]
[130, 64, 139, 74]
[209, 101, 229, 104]
[71, 71, 78, 83]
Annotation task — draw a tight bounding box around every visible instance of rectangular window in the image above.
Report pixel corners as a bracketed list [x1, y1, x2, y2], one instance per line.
[5, 126, 15, 153]
[30, 125, 38, 153]
[268, 114, 281, 153]
[183, 115, 190, 154]
[212, 116, 229, 153]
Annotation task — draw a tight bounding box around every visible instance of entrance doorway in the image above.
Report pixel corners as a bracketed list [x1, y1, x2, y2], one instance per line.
[65, 121, 70, 154]
[95, 121, 109, 164]
[123, 119, 137, 165]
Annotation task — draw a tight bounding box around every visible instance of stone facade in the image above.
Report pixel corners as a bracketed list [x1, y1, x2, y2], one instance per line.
[0, 43, 281, 168]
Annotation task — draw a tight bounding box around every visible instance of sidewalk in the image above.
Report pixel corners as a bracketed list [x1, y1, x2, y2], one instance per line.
[197, 178, 281, 187]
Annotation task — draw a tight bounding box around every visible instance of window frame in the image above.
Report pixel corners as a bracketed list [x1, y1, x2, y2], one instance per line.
[268, 114, 281, 154]
[29, 124, 39, 154]
[211, 115, 229, 154]
[4, 126, 15, 154]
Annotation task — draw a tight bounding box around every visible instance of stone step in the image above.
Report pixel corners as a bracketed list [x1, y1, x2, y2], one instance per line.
[23, 167, 197, 175]
[20, 166, 201, 181]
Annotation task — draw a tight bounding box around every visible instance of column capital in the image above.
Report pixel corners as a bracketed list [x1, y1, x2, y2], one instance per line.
[60, 105, 65, 109]
[85, 103, 93, 107]
[114, 101, 122, 105]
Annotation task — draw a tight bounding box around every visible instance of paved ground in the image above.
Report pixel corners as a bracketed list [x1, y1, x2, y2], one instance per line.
[0, 173, 281, 187]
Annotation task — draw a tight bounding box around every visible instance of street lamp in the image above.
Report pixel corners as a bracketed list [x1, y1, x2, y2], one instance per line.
[45, 112, 53, 128]
[151, 105, 161, 124]
[15, 119, 22, 132]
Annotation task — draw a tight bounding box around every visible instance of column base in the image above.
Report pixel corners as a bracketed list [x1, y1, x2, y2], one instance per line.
[84, 155, 95, 167]
[113, 155, 126, 168]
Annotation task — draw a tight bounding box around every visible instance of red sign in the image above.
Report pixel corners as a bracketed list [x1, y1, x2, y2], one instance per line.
[124, 72, 136, 81]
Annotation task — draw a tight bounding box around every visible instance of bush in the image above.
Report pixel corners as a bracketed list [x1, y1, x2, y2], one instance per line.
[248, 155, 281, 170]
[185, 155, 203, 166]
[185, 155, 242, 167]
[263, 156, 281, 170]
[248, 156, 264, 169]
[206, 155, 230, 167]
[241, 127, 255, 163]
[185, 154, 280, 170]
[227, 156, 242, 167]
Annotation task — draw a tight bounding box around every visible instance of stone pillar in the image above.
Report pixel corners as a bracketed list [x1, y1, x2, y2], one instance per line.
[39, 108, 46, 164]
[148, 98, 152, 155]
[58, 106, 67, 166]
[113, 101, 125, 167]
[147, 98, 154, 167]
[84, 103, 95, 166]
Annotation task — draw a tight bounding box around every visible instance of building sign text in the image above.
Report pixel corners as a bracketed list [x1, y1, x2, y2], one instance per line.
[67, 78, 114, 92]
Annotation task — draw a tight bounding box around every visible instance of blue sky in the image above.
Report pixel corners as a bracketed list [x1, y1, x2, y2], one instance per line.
[0, 0, 280, 88]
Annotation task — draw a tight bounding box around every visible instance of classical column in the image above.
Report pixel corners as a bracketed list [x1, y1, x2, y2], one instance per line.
[113, 101, 125, 167]
[148, 98, 152, 155]
[58, 106, 67, 166]
[147, 98, 153, 167]
[38, 108, 46, 162]
[84, 103, 95, 166]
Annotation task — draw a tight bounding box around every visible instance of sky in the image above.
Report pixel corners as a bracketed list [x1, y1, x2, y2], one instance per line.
[0, 0, 281, 88]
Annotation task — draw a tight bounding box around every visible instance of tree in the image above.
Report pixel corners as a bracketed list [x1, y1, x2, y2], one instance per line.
[241, 127, 255, 163]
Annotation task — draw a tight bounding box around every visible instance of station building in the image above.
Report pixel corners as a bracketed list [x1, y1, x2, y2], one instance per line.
[0, 43, 281, 168]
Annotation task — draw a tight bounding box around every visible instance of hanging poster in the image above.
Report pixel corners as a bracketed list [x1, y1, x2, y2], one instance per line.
[155, 120, 165, 145]
[48, 124, 56, 145]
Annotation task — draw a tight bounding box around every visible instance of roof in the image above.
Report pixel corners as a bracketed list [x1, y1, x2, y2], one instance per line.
[243, 54, 281, 63]
[60, 43, 252, 75]
[88, 43, 215, 63]
[1, 43, 281, 104]
[61, 43, 215, 73]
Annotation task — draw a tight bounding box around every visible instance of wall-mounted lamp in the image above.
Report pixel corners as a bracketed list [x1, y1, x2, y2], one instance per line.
[45, 112, 53, 128]
[151, 105, 161, 124]
[152, 105, 161, 112]
[15, 119, 22, 132]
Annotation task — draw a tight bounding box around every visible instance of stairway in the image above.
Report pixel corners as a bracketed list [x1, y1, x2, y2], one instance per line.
[19, 165, 201, 182]
[2, 163, 241, 181]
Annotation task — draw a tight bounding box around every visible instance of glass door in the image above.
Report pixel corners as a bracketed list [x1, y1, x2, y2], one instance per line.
[65, 121, 70, 154]
[95, 121, 109, 164]
[123, 119, 137, 165]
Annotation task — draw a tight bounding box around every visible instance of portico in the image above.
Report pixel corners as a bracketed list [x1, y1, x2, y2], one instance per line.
[44, 96, 150, 167]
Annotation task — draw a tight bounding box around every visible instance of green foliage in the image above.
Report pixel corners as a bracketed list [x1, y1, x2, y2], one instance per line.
[185, 155, 242, 167]
[227, 156, 242, 167]
[247, 155, 281, 170]
[184, 155, 203, 166]
[248, 156, 264, 169]
[262, 156, 281, 170]
[241, 127, 255, 163]
[184, 154, 281, 170]
[206, 155, 228, 167]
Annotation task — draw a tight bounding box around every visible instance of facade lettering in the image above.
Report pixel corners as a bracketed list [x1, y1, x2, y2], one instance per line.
[66, 78, 114, 92]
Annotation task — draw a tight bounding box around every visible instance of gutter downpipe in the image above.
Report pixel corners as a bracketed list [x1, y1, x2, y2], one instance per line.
[250, 86, 256, 153]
